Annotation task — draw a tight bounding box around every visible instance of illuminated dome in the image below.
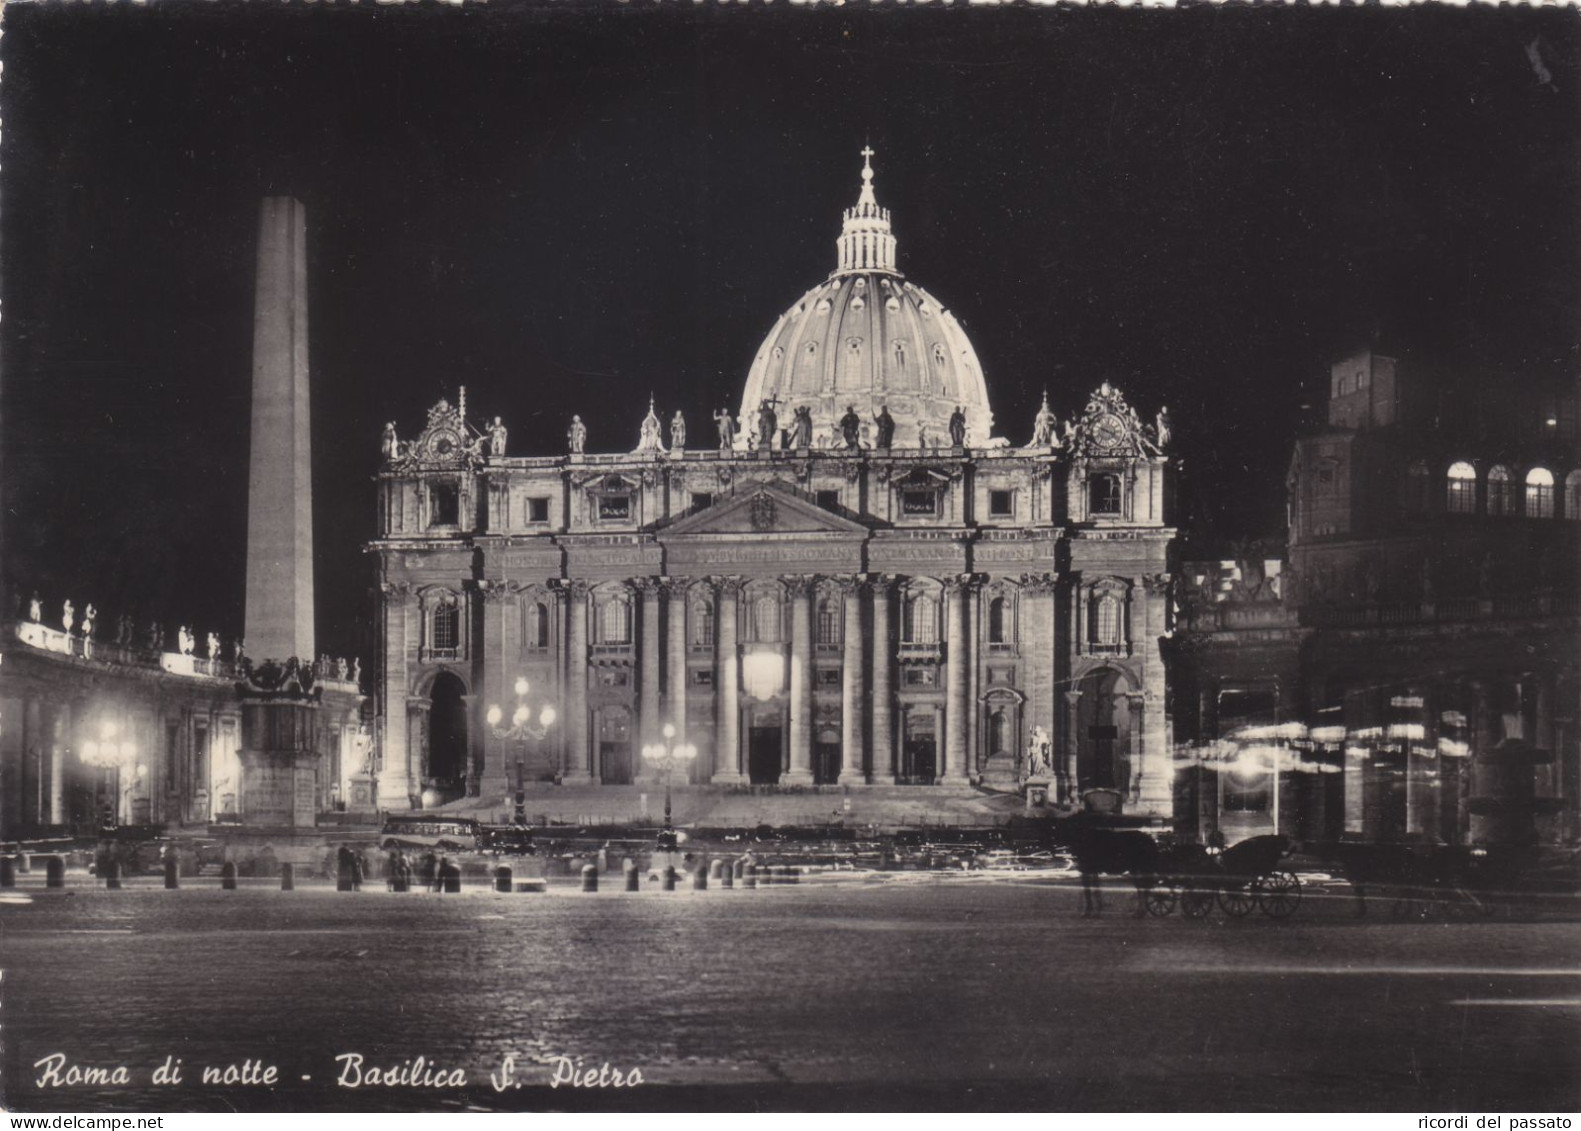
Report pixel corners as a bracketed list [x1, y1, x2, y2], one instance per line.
[738, 149, 995, 448]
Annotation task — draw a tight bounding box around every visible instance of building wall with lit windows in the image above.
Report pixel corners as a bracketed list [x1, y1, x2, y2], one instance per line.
[1170, 350, 1580, 847]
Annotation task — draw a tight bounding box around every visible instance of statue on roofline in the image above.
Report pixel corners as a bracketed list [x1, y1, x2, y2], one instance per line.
[567, 415, 587, 455]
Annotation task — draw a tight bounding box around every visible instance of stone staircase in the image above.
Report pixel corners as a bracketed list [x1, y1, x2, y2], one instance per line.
[444, 782, 1029, 830]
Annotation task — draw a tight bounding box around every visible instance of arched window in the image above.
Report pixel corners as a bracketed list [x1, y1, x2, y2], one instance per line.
[598, 594, 631, 645]
[691, 600, 714, 647]
[1091, 593, 1123, 649]
[526, 601, 550, 650]
[1089, 473, 1122, 516]
[1566, 471, 1581, 521]
[1487, 465, 1515, 517]
[431, 601, 460, 653]
[1525, 467, 1555, 518]
[903, 591, 938, 644]
[750, 595, 781, 643]
[988, 596, 1008, 645]
[1446, 461, 1477, 514]
[1404, 460, 1431, 511]
[816, 596, 839, 647]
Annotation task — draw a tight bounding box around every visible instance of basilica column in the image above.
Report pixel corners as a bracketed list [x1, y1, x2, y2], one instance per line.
[870, 576, 896, 784]
[943, 578, 970, 782]
[1061, 690, 1083, 804]
[838, 577, 866, 784]
[563, 582, 592, 783]
[636, 579, 662, 782]
[785, 576, 816, 785]
[712, 579, 744, 784]
[665, 578, 692, 776]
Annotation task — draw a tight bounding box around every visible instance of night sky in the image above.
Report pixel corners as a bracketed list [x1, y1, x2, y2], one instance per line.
[3, 3, 1578, 664]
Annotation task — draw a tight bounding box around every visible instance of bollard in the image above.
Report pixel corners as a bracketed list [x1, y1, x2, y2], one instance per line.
[743, 863, 757, 889]
[221, 862, 237, 891]
[164, 856, 179, 890]
[0, 857, 15, 888]
[581, 864, 598, 892]
[45, 856, 66, 889]
[443, 865, 462, 894]
[391, 870, 409, 893]
[337, 866, 354, 893]
[709, 859, 723, 881]
[17, 853, 31, 874]
[104, 860, 122, 890]
[624, 861, 640, 892]
[720, 862, 734, 889]
[733, 858, 744, 880]
[692, 867, 708, 891]
[662, 866, 677, 892]
[495, 866, 513, 893]
[280, 863, 295, 891]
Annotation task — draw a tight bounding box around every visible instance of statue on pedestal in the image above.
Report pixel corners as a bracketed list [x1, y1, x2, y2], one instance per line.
[28, 593, 41, 622]
[1154, 406, 1172, 451]
[839, 406, 861, 449]
[234, 639, 247, 667]
[756, 399, 779, 451]
[146, 621, 164, 651]
[486, 417, 508, 457]
[83, 604, 97, 638]
[207, 631, 221, 659]
[670, 411, 686, 450]
[873, 405, 895, 449]
[381, 421, 400, 460]
[948, 406, 967, 448]
[713, 407, 736, 450]
[1031, 392, 1057, 447]
[350, 657, 361, 686]
[178, 626, 195, 656]
[789, 405, 814, 450]
[567, 415, 587, 454]
[61, 599, 75, 635]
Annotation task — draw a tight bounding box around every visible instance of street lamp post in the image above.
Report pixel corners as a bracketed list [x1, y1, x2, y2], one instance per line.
[80, 720, 138, 829]
[641, 723, 696, 851]
[486, 676, 557, 825]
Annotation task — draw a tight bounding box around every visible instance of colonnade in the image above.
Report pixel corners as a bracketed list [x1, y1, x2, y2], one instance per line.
[546, 574, 980, 786]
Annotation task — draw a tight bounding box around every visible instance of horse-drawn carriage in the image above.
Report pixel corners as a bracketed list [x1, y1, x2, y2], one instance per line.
[1136, 835, 1302, 919]
[1062, 826, 1302, 919]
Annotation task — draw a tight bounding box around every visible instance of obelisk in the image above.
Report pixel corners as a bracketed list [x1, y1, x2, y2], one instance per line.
[244, 196, 315, 663]
[239, 197, 320, 828]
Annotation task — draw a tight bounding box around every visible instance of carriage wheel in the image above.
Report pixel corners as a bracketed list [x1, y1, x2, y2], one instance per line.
[1218, 884, 1257, 917]
[1180, 887, 1215, 919]
[1143, 882, 1177, 917]
[1256, 871, 1301, 919]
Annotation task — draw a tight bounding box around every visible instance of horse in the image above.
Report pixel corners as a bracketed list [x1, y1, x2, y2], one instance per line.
[1059, 826, 1161, 917]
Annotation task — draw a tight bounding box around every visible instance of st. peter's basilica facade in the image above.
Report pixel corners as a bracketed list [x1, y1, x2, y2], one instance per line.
[369, 152, 1176, 819]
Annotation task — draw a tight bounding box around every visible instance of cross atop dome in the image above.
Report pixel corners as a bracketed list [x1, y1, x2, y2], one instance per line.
[835, 146, 897, 277]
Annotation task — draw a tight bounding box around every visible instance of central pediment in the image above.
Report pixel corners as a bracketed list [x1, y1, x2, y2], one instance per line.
[658, 482, 870, 539]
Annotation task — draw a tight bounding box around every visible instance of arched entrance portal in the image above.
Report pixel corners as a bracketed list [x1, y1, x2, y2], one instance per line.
[427, 671, 469, 803]
[1077, 669, 1131, 795]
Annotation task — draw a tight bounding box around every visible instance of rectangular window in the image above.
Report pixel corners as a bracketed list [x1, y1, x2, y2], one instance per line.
[429, 483, 460, 526]
[527, 497, 550, 523]
[903, 667, 938, 688]
[989, 489, 1013, 518]
[691, 669, 714, 687]
[817, 668, 841, 687]
[432, 604, 460, 651]
[598, 495, 631, 520]
[816, 490, 840, 510]
[691, 492, 713, 512]
[902, 490, 936, 516]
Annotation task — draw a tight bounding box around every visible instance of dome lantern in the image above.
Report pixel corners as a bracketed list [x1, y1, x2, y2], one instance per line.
[834, 146, 898, 277]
